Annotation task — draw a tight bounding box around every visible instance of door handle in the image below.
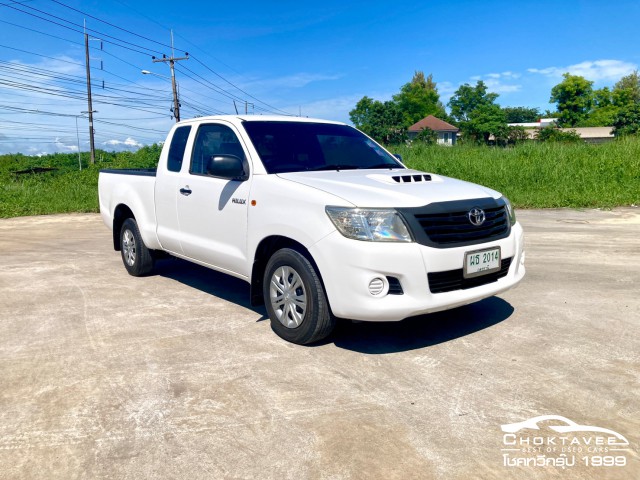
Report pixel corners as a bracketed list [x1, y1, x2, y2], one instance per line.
[179, 186, 192, 196]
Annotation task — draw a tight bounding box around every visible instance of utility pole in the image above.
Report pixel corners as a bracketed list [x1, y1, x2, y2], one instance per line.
[152, 31, 188, 122]
[84, 32, 96, 164]
[74, 115, 82, 171]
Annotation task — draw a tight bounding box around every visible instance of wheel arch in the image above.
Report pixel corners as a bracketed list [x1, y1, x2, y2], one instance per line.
[112, 204, 135, 251]
[250, 235, 325, 307]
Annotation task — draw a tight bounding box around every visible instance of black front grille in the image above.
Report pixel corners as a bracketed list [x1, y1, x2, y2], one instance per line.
[397, 198, 511, 248]
[428, 258, 512, 293]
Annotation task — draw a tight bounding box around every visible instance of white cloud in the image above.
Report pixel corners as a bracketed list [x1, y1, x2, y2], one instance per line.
[54, 137, 79, 152]
[500, 71, 521, 79]
[482, 78, 522, 94]
[242, 73, 342, 92]
[528, 59, 637, 82]
[103, 137, 143, 148]
[284, 94, 370, 123]
[437, 81, 457, 101]
[444, 73, 522, 99]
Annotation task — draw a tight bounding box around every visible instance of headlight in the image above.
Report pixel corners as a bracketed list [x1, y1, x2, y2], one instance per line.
[503, 197, 516, 226]
[325, 207, 413, 242]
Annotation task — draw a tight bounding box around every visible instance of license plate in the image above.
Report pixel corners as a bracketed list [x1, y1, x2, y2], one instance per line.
[464, 247, 501, 279]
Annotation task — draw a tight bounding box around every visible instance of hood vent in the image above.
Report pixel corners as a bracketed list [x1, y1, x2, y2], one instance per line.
[392, 174, 432, 183]
[366, 172, 437, 185]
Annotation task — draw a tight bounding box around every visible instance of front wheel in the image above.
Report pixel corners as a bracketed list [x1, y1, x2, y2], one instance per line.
[120, 218, 154, 276]
[263, 248, 335, 345]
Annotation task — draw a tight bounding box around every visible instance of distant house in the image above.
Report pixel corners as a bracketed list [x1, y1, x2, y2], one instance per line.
[565, 127, 615, 143]
[408, 115, 459, 145]
[507, 119, 615, 143]
[508, 118, 559, 129]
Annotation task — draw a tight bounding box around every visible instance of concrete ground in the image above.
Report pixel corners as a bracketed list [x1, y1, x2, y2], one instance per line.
[0, 209, 638, 480]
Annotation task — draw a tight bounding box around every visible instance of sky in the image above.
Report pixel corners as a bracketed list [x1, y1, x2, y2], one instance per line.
[1, 0, 640, 155]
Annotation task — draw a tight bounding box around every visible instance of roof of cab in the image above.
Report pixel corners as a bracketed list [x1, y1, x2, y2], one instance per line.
[177, 115, 346, 126]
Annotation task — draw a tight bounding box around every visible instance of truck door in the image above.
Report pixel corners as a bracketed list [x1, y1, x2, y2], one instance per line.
[155, 124, 192, 255]
[176, 121, 251, 277]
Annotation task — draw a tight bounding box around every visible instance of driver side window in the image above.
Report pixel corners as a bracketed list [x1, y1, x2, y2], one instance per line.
[190, 124, 246, 177]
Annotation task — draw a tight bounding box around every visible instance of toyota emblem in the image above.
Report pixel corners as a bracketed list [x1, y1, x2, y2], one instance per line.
[468, 207, 486, 226]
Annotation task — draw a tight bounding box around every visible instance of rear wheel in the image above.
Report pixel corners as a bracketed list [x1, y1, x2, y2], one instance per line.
[120, 218, 154, 276]
[263, 248, 335, 345]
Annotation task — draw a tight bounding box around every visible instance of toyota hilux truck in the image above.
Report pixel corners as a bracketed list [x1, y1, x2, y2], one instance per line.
[99, 115, 525, 344]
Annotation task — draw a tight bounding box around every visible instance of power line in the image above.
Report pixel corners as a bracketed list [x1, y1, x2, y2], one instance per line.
[190, 55, 294, 116]
[0, 0, 299, 154]
[3, 1, 292, 116]
[0, 0, 164, 56]
[0, 18, 83, 46]
[49, 0, 175, 51]
[0, 43, 84, 66]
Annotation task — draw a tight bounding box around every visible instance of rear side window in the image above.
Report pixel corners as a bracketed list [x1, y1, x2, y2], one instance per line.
[167, 125, 191, 172]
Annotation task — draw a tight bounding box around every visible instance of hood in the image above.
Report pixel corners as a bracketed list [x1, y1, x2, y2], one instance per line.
[276, 169, 501, 208]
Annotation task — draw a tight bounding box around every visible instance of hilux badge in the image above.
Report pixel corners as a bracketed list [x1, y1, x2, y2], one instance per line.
[468, 207, 485, 226]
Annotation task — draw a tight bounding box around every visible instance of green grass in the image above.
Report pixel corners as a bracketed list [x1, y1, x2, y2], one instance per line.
[1, 139, 638, 218]
[394, 138, 640, 208]
[0, 146, 160, 218]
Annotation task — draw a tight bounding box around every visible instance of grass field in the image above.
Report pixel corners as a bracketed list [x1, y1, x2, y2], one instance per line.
[0, 146, 160, 218]
[0, 139, 638, 218]
[392, 138, 640, 208]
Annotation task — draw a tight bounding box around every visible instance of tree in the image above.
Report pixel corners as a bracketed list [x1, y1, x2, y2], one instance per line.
[414, 127, 438, 145]
[392, 71, 447, 126]
[613, 70, 640, 107]
[448, 80, 499, 123]
[549, 73, 594, 127]
[503, 106, 541, 123]
[350, 72, 448, 144]
[349, 96, 406, 144]
[447, 81, 503, 144]
[535, 126, 582, 143]
[581, 87, 618, 127]
[613, 103, 640, 136]
[506, 126, 530, 145]
[349, 96, 380, 133]
[464, 104, 507, 144]
[581, 106, 618, 127]
[593, 87, 613, 108]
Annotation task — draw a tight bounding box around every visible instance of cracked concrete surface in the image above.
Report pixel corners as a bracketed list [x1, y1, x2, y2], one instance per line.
[0, 209, 638, 479]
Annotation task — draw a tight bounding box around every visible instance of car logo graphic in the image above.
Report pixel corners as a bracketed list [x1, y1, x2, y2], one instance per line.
[501, 415, 629, 446]
[468, 207, 485, 226]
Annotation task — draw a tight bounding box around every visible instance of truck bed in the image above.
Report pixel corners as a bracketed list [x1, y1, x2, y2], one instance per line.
[98, 168, 159, 250]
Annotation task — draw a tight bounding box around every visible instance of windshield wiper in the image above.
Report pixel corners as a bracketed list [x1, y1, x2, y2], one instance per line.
[360, 163, 401, 170]
[310, 164, 360, 172]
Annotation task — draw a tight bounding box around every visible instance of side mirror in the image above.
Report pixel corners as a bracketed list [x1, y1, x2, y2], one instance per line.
[207, 155, 248, 181]
[393, 154, 403, 162]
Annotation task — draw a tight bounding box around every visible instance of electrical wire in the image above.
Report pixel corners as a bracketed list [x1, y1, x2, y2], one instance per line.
[0, 0, 298, 154]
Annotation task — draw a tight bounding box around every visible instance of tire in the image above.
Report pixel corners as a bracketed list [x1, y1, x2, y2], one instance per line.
[120, 218, 155, 276]
[263, 248, 336, 345]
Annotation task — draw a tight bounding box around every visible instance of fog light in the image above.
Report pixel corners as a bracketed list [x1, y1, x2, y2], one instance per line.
[368, 278, 386, 296]
[520, 250, 526, 266]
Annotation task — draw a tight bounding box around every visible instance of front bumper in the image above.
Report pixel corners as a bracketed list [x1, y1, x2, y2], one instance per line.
[309, 222, 525, 321]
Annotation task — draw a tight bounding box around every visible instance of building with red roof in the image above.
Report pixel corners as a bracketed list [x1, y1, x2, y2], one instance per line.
[408, 115, 459, 145]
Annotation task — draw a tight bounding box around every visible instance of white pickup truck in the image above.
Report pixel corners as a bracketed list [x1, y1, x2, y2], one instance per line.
[99, 115, 525, 344]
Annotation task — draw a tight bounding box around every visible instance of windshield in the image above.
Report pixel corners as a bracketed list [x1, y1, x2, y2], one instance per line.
[242, 121, 404, 174]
